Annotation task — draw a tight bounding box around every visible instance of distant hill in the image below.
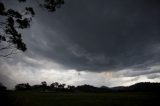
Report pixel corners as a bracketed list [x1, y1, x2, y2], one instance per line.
[76, 85, 111, 92]
[111, 86, 127, 91]
[76, 82, 160, 92]
[111, 82, 160, 92]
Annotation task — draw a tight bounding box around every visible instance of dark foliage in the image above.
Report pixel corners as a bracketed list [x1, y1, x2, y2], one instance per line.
[15, 83, 31, 91]
[0, 0, 64, 57]
[18, 0, 26, 2]
[67, 85, 75, 92]
[42, 0, 64, 12]
[0, 82, 7, 91]
[31, 85, 43, 91]
[0, 3, 33, 53]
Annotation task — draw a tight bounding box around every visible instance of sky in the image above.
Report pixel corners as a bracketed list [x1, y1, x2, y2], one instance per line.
[0, 0, 160, 89]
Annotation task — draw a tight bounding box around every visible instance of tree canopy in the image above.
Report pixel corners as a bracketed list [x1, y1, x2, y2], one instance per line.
[0, 0, 64, 57]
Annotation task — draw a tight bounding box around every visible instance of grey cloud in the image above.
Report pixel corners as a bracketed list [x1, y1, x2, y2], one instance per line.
[116, 66, 160, 77]
[147, 74, 160, 79]
[2, 0, 160, 72]
[26, 0, 160, 71]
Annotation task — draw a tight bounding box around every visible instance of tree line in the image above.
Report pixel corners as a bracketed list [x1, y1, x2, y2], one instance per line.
[1, 82, 160, 93]
[14, 81, 76, 92]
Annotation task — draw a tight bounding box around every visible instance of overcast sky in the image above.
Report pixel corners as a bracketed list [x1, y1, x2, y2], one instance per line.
[0, 0, 160, 89]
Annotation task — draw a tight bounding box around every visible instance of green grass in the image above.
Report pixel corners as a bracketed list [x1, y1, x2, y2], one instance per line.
[1, 92, 159, 106]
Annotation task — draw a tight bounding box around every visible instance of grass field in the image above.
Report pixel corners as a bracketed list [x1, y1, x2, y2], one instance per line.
[1, 91, 159, 106]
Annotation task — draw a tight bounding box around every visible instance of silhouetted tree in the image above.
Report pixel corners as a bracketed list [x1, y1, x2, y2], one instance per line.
[53, 82, 59, 88]
[0, 82, 7, 91]
[50, 83, 56, 88]
[15, 83, 31, 91]
[41, 81, 47, 91]
[67, 85, 75, 92]
[50, 82, 67, 91]
[0, 0, 64, 57]
[41, 81, 47, 86]
[58, 83, 65, 89]
[31, 84, 42, 91]
[50, 82, 57, 91]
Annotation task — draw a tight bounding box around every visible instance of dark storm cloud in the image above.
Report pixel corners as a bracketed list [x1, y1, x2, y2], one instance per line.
[26, 0, 160, 71]
[20, 0, 160, 71]
[2, 0, 160, 72]
[122, 68, 160, 77]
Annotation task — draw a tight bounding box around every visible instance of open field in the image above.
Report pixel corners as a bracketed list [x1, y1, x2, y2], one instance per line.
[1, 92, 159, 106]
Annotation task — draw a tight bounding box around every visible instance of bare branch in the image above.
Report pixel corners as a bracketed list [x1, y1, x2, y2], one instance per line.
[0, 43, 13, 51]
[0, 49, 17, 57]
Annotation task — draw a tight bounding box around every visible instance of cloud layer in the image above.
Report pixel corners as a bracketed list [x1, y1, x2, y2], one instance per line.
[23, 0, 160, 71]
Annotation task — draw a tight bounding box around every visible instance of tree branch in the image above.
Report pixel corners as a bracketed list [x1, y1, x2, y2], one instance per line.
[0, 49, 17, 57]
